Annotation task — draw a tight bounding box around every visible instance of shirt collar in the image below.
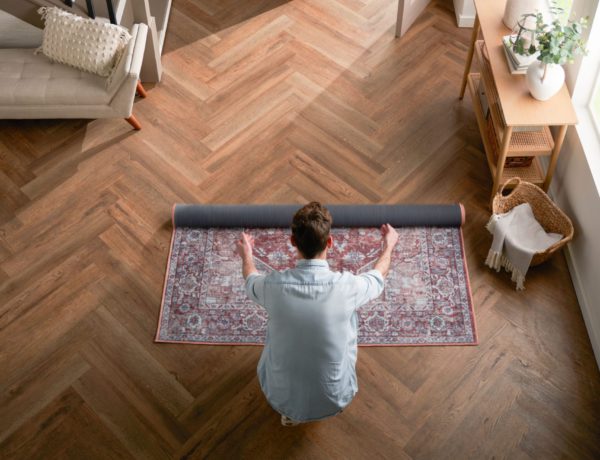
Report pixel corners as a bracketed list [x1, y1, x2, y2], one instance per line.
[296, 259, 329, 270]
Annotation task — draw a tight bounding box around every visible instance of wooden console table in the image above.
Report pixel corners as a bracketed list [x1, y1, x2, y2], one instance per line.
[459, 0, 577, 206]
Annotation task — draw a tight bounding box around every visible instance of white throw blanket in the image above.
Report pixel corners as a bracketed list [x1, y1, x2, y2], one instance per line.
[485, 203, 562, 290]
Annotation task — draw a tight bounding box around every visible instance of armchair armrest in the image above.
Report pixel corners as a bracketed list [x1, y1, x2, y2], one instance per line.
[126, 23, 148, 80]
[107, 23, 148, 96]
[107, 23, 148, 118]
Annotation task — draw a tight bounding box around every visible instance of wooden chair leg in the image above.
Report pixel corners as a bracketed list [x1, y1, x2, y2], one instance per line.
[136, 81, 147, 98]
[125, 115, 142, 130]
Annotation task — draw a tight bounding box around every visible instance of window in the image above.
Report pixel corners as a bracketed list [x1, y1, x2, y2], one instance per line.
[553, 0, 574, 23]
[569, 0, 600, 188]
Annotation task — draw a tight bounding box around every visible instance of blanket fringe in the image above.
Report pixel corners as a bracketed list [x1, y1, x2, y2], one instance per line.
[485, 249, 526, 290]
[485, 214, 496, 233]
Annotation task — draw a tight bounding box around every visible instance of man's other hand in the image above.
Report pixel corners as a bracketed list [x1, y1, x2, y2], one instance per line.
[237, 232, 255, 259]
[380, 224, 399, 251]
[373, 224, 398, 278]
[238, 232, 258, 279]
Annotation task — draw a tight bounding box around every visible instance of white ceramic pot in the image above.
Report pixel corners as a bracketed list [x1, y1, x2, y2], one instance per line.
[503, 0, 547, 29]
[526, 61, 565, 101]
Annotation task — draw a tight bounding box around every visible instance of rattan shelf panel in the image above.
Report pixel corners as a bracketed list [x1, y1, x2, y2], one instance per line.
[509, 128, 554, 154]
[475, 41, 505, 135]
[467, 73, 497, 173]
[495, 157, 544, 184]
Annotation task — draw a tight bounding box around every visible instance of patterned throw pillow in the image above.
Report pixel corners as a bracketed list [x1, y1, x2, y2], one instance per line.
[37, 6, 131, 78]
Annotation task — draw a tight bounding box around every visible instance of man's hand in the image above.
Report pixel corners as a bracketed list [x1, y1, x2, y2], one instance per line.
[237, 232, 258, 279]
[236, 232, 255, 260]
[374, 224, 398, 278]
[381, 223, 399, 250]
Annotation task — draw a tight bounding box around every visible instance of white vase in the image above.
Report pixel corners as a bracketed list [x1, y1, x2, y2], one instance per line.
[503, 0, 547, 29]
[526, 61, 565, 101]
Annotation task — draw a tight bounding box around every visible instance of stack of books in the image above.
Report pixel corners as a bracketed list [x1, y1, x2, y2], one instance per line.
[502, 35, 539, 75]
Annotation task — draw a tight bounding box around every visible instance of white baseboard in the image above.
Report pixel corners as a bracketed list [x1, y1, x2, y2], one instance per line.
[455, 11, 475, 28]
[564, 243, 600, 370]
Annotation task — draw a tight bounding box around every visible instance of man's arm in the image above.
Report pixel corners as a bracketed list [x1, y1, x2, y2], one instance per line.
[237, 232, 258, 279]
[373, 224, 399, 278]
[353, 224, 397, 308]
[237, 232, 267, 307]
[241, 254, 257, 279]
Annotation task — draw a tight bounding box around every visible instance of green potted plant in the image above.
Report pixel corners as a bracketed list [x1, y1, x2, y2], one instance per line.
[514, 4, 588, 101]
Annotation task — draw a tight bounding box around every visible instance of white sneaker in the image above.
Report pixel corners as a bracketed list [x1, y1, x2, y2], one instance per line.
[281, 414, 300, 426]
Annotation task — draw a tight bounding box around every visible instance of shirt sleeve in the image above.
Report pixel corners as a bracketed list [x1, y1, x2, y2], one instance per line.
[245, 272, 267, 307]
[353, 269, 385, 308]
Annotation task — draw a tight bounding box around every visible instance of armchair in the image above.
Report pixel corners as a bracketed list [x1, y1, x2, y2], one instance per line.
[0, 21, 148, 129]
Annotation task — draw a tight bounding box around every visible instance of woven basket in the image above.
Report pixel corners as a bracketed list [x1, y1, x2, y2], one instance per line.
[492, 178, 574, 266]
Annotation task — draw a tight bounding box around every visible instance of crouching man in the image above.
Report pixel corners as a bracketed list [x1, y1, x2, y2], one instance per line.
[236, 202, 398, 426]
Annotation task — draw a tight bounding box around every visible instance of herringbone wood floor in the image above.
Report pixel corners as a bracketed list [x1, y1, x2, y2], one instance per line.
[1, 0, 599, 458]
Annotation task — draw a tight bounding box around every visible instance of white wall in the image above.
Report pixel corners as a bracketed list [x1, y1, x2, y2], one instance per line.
[453, 0, 475, 27]
[551, 133, 600, 369]
[550, 0, 600, 369]
[0, 9, 42, 48]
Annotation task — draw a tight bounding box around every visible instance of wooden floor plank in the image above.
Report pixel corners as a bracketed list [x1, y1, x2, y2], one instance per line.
[73, 366, 174, 460]
[0, 388, 135, 460]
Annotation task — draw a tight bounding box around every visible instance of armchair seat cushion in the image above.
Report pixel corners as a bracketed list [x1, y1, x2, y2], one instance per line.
[0, 49, 110, 106]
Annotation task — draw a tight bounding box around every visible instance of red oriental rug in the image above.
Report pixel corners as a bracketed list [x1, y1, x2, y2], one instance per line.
[156, 227, 477, 346]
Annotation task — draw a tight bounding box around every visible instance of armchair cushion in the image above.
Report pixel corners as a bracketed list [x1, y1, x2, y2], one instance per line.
[0, 50, 109, 106]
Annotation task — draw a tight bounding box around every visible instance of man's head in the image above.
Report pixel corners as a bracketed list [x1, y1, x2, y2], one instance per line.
[291, 202, 333, 259]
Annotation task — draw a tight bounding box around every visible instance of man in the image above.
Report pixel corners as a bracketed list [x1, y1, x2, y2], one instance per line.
[236, 202, 399, 426]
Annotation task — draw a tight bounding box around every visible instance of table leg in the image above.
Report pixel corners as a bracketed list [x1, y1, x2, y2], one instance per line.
[543, 125, 569, 191]
[490, 126, 513, 208]
[460, 15, 480, 100]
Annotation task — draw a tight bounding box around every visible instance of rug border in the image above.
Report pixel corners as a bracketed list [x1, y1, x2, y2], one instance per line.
[155, 205, 479, 347]
[153, 338, 479, 346]
[459, 226, 479, 346]
[155, 204, 177, 343]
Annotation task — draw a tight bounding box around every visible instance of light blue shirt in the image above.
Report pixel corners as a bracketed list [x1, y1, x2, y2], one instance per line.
[245, 259, 385, 422]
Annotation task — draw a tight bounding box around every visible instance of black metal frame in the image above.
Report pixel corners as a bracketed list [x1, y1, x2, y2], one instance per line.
[85, 0, 96, 19]
[105, 0, 117, 24]
[63, 0, 117, 24]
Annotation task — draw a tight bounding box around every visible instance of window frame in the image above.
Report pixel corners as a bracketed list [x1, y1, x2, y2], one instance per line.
[589, 74, 600, 137]
[568, 0, 600, 190]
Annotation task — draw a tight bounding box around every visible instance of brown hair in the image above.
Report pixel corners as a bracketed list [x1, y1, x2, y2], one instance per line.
[291, 202, 332, 259]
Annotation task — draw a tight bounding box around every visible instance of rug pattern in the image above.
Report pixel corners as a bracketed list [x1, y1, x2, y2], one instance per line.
[157, 227, 476, 345]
